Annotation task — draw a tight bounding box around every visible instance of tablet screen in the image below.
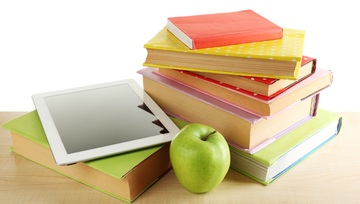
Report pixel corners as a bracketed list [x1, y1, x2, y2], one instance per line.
[32, 79, 179, 165]
[44, 84, 167, 154]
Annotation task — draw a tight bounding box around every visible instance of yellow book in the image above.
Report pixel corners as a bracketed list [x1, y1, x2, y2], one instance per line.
[143, 27, 305, 79]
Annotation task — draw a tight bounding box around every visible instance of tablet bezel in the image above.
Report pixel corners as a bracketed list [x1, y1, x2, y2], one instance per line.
[32, 79, 179, 166]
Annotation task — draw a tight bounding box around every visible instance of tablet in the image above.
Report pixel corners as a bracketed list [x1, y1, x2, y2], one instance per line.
[32, 79, 179, 166]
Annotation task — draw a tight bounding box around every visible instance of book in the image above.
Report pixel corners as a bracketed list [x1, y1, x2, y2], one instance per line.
[157, 55, 315, 101]
[143, 27, 305, 79]
[1, 111, 172, 203]
[167, 10, 283, 49]
[155, 68, 331, 117]
[192, 55, 317, 98]
[168, 109, 342, 185]
[138, 68, 319, 152]
[230, 109, 342, 185]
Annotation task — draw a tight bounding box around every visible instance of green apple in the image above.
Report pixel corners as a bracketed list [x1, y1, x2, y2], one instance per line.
[170, 123, 230, 193]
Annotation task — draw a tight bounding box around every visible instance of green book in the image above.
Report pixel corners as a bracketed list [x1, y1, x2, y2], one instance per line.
[1, 110, 171, 203]
[170, 109, 342, 185]
[229, 109, 342, 185]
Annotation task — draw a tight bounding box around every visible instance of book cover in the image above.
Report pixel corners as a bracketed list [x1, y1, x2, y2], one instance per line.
[230, 109, 342, 185]
[155, 68, 332, 117]
[167, 9, 283, 49]
[138, 68, 318, 151]
[1, 111, 171, 203]
[143, 27, 305, 79]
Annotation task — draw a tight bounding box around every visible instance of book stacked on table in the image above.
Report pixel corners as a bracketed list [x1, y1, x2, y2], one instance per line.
[139, 9, 342, 185]
[1, 111, 172, 203]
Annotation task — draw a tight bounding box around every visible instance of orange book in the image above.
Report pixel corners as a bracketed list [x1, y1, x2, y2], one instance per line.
[167, 10, 283, 49]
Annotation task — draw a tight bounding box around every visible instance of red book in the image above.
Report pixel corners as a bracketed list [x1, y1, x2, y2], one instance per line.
[193, 56, 317, 100]
[167, 10, 283, 49]
[155, 67, 332, 117]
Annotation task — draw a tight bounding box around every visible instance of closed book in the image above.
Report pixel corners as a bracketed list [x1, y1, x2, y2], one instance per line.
[143, 27, 305, 79]
[167, 10, 283, 49]
[192, 56, 317, 98]
[155, 68, 332, 117]
[1, 111, 171, 203]
[138, 68, 319, 151]
[230, 109, 342, 185]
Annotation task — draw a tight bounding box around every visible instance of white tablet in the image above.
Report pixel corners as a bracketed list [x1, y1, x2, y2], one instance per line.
[32, 79, 179, 166]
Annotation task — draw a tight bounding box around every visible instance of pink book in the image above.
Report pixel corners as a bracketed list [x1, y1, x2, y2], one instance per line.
[138, 68, 318, 154]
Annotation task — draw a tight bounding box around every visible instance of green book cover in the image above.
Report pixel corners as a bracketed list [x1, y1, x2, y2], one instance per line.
[229, 109, 342, 185]
[1, 110, 163, 177]
[1, 110, 170, 202]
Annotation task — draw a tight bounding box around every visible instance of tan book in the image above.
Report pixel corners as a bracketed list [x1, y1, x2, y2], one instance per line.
[138, 68, 320, 151]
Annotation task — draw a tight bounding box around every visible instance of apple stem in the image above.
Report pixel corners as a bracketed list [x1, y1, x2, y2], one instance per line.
[204, 130, 217, 141]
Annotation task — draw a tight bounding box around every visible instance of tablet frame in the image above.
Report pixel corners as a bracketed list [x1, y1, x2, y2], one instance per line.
[32, 79, 179, 166]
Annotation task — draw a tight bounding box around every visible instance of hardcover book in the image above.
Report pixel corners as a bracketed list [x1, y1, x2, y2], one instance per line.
[193, 56, 316, 98]
[169, 109, 342, 185]
[155, 68, 332, 117]
[143, 27, 305, 79]
[167, 10, 283, 49]
[138, 68, 319, 152]
[230, 109, 342, 185]
[1, 111, 172, 203]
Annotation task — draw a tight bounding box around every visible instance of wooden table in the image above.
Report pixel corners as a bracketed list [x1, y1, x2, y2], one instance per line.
[1, 112, 359, 203]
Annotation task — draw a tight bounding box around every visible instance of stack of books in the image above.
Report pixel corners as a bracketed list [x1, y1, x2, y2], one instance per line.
[0, 10, 343, 203]
[139, 9, 342, 185]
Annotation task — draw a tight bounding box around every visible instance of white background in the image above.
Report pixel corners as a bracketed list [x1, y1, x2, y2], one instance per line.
[1, 1, 358, 112]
